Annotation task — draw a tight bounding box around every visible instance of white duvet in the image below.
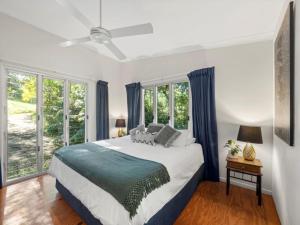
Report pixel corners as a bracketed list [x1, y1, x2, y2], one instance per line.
[49, 136, 204, 225]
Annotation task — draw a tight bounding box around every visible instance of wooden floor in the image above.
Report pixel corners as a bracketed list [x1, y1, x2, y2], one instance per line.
[0, 175, 280, 225]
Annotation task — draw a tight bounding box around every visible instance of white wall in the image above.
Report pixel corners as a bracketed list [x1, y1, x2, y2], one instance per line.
[120, 41, 274, 193]
[272, 1, 300, 225]
[0, 13, 123, 140]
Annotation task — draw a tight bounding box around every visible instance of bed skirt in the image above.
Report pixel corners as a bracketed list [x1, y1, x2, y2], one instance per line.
[56, 163, 205, 225]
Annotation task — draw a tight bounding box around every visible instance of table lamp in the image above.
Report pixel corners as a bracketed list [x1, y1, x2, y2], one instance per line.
[115, 119, 126, 137]
[237, 125, 263, 161]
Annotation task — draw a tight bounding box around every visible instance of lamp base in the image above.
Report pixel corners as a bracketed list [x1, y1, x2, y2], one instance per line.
[118, 128, 123, 137]
[243, 143, 256, 161]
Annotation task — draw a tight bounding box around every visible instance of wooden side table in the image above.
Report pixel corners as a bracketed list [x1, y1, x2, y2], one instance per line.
[226, 156, 263, 205]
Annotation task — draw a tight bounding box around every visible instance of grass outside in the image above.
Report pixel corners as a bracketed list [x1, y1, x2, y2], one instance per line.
[8, 100, 36, 115]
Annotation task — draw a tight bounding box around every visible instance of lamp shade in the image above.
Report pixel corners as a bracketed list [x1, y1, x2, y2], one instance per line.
[115, 119, 126, 128]
[237, 125, 263, 144]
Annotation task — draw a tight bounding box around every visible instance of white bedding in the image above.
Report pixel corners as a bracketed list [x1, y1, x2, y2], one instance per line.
[49, 136, 204, 225]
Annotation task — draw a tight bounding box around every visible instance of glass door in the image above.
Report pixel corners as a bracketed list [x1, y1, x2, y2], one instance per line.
[42, 78, 64, 170]
[4, 69, 89, 183]
[6, 70, 38, 180]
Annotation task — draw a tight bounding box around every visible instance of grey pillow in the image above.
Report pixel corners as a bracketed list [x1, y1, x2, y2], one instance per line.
[155, 125, 181, 147]
[134, 131, 156, 145]
[147, 123, 165, 133]
[129, 124, 145, 141]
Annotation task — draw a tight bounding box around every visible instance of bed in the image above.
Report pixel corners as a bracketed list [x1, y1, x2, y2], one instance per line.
[49, 135, 204, 225]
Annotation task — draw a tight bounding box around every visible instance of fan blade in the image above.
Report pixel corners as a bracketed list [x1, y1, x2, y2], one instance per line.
[110, 23, 153, 39]
[104, 41, 126, 60]
[56, 0, 93, 29]
[60, 36, 91, 47]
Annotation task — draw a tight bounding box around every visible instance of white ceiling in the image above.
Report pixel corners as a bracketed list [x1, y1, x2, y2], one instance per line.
[0, 0, 286, 61]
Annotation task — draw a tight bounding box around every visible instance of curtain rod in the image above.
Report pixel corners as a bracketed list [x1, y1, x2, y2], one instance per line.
[0, 59, 98, 82]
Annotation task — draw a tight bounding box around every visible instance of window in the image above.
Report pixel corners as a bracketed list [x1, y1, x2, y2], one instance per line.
[142, 81, 189, 129]
[144, 88, 154, 127]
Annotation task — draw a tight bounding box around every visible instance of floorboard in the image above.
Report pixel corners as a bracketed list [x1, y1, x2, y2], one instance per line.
[0, 175, 280, 225]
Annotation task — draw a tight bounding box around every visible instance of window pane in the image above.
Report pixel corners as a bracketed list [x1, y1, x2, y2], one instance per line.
[43, 78, 64, 170]
[157, 84, 169, 124]
[174, 82, 189, 129]
[144, 88, 154, 127]
[7, 71, 38, 180]
[69, 82, 86, 145]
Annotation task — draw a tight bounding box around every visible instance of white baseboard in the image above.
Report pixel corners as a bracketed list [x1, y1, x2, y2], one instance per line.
[219, 176, 272, 195]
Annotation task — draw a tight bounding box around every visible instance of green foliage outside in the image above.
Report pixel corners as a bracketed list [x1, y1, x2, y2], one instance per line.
[7, 72, 31, 102]
[43, 79, 64, 150]
[43, 80, 86, 147]
[157, 85, 169, 124]
[174, 82, 189, 129]
[144, 89, 154, 127]
[68, 83, 86, 145]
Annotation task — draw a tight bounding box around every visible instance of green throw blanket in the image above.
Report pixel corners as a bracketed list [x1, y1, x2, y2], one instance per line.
[54, 142, 170, 218]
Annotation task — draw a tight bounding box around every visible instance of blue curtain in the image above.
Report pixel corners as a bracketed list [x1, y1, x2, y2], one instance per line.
[96, 80, 109, 140]
[188, 67, 219, 181]
[126, 82, 141, 133]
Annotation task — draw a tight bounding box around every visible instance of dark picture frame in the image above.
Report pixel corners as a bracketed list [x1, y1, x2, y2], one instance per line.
[274, 1, 295, 146]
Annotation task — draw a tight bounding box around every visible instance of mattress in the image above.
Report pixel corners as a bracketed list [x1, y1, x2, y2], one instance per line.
[49, 136, 204, 225]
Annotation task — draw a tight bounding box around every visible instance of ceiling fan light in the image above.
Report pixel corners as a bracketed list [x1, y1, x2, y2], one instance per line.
[90, 27, 111, 43]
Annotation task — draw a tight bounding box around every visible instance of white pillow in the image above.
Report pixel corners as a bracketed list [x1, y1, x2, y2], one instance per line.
[186, 137, 196, 145]
[171, 130, 188, 147]
[172, 130, 195, 147]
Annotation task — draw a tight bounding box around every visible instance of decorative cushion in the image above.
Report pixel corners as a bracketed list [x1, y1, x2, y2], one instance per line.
[129, 124, 145, 141]
[147, 123, 165, 134]
[155, 125, 181, 147]
[133, 131, 156, 145]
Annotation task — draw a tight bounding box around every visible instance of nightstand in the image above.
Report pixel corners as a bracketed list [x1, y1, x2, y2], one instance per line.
[226, 156, 263, 205]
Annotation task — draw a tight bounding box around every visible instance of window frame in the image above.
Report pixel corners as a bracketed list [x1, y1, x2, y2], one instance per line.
[142, 79, 191, 130]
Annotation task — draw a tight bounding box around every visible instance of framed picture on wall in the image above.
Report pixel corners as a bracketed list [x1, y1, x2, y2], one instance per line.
[274, 1, 295, 146]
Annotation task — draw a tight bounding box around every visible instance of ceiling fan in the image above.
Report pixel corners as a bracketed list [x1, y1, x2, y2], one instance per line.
[56, 0, 153, 60]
